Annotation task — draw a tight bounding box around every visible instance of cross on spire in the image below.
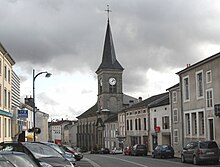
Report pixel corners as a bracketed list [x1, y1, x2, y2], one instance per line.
[105, 5, 112, 22]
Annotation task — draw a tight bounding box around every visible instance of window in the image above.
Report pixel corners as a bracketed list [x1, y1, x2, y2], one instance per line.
[130, 120, 133, 130]
[138, 118, 141, 130]
[4, 89, 7, 108]
[173, 109, 178, 123]
[185, 113, 190, 135]
[192, 113, 197, 135]
[8, 69, 11, 83]
[198, 112, 204, 135]
[206, 89, 213, 108]
[206, 70, 212, 83]
[196, 71, 204, 98]
[8, 119, 11, 137]
[8, 91, 10, 111]
[154, 118, 157, 129]
[109, 84, 117, 93]
[4, 118, 7, 137]
[174, 129, 178, 143]
[173, 91, 177, 103]
[4, 65, 7, 81]
[162, 116, 169, 129]
[183, 76, 190, 101]
[144, 118, 147, 130]
[135, 119, 138, 130]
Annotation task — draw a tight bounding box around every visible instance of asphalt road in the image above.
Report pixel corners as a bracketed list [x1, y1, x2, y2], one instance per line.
[77, 153, 220, 167]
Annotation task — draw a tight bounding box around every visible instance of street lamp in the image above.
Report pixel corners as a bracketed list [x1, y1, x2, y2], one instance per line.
[33, 69, 52, 142]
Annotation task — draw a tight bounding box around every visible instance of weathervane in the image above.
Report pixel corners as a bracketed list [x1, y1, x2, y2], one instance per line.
[105, 5, 112, 22]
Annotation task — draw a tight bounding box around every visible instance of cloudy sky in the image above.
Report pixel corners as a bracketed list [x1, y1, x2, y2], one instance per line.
[1, 0, 220, 120]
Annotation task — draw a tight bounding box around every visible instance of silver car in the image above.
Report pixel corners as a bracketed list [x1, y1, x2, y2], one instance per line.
[181, 140, 219, 165]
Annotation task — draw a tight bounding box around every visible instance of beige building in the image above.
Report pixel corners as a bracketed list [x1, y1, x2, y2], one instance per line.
[177, 52, 220, 146]
[0, 43, 15, 143]
[167, 83, 183, 157]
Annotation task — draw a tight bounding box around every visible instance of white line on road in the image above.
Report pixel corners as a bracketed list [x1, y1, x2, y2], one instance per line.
[84, 157, 102, 167]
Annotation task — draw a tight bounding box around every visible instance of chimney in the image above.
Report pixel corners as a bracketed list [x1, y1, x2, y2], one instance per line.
[138, 97, 142, 102]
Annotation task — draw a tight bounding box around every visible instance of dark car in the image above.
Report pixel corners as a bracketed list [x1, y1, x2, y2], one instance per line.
[131, 144, 148, 156]
[99, 148, 110, 154]
[124, 146, 132, 156]
[38, 142, 76, 165]
[0, 151, 39, 167]
[59, 145, 83, 161]
[181, 140, 219, 165]
[152, 144, 174, 158]
[0, 142, 75, 167]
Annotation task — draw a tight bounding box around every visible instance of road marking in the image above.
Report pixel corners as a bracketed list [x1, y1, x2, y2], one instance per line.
[93, 155, 150, 167]
[84, 157, 102, 167]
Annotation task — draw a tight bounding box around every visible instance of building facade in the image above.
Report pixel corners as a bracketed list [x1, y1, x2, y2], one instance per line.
[177, 52, 220, 146]
[0, 43, 15, 142]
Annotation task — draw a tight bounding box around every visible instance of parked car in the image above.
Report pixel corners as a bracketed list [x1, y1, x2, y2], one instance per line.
[181, 140, 219, 165]
[0, 142, 75, 167]
[152, 144, 174, 158]
[131, 144, 148, 156]
[0, 151, 39, 167]
[59, 145, 83, 161]
[111, 147, 123, 154]
[124, 146, 132, 156]
[99, 148, 110, 154]
[38, 142, 76, 165]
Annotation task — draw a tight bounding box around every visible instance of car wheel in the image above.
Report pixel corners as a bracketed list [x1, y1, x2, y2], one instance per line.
[152, 153, 155, 158]
[193, 156, 198, 165]
[181, 154, 185, 163]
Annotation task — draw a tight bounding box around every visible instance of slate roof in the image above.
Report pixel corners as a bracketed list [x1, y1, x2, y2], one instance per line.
[96, 21, 124, 72]
[148, 93, 169, 108]
[176, 52, 220, 75]
[122, 92, 169, 111]
[166, 83, 179, 91]
[76, 103, 98, 119]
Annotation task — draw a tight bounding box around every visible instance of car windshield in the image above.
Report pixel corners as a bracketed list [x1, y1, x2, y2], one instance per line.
[200, 141, 218, 149]
[3, 154, 38, 167]
[0, 161, 14, 167]
[48, 144, 64, 154]
[137, 145, 146, 149]
[161, 145, 168, 149]
[24, 143, 63, 158]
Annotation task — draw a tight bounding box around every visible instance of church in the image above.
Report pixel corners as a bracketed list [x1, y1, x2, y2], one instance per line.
[76, 16, 138, 151]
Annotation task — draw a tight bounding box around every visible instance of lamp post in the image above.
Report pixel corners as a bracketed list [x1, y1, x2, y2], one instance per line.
[33, 69, 52, 142]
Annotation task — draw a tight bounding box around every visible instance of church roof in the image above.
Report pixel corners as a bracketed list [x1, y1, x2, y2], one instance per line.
[96, 21, 124, 73]
[76, 103, 98, 119]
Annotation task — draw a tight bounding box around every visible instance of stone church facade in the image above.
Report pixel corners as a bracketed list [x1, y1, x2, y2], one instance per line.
[76, 19, 137, 151]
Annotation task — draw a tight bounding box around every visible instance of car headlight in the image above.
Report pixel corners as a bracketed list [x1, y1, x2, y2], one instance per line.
[39, 162, 53, 167]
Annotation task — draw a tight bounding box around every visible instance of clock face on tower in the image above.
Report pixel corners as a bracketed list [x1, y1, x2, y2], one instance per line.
[109, 77, 116, 85]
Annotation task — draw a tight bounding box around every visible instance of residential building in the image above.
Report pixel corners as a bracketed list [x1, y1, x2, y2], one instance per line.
[48, 119, 73, 144]
[69, 122, 78, 147]
[104, 114, 118, 150]
[148, 92, 170, 151]
[0, 42, 15, 142]
[124, 93, 168, 151]
[166, 83, 183, 157]
[176, 52, 220, 145]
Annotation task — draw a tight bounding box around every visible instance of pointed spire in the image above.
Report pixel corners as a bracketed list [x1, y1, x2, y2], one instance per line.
[96, 15, 124, 72]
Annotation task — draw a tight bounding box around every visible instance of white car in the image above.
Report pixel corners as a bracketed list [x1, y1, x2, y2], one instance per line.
[111, 148, 123, 154]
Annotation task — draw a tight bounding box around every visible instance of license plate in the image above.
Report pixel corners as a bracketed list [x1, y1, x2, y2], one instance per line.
[206, 152, 214, 155]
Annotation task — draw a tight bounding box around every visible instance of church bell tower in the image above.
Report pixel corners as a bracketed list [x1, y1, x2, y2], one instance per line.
[96, 15, 124, 114]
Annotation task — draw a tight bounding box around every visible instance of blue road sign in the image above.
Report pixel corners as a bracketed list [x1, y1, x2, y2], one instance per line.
[18, 109, 28, 118]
